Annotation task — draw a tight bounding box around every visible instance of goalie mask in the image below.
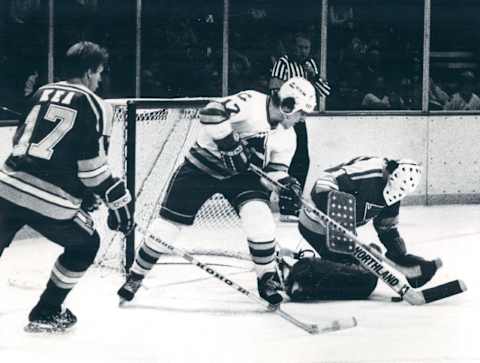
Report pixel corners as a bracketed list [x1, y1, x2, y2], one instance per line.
[383, 159, 422, 206]
[278, 77, 316, 115]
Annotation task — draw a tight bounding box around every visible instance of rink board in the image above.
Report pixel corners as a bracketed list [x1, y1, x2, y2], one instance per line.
[1, 113, 480, 204]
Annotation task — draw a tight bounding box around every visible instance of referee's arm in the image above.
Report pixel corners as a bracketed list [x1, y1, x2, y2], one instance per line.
[269, 58, 288, 94]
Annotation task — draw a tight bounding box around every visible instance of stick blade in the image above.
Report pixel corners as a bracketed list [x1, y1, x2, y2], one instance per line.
[314, 316, 358, 334]
[421, 279, 467, 304]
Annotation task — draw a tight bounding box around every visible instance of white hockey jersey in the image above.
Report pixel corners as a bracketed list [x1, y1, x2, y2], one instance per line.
[185, 91, 296, 179]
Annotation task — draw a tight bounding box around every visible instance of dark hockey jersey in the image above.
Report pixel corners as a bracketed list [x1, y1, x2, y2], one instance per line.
[0, 81, 113, 220]
[302, 156, 401, 236]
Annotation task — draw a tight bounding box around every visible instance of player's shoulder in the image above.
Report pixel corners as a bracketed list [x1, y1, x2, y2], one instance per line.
[341, 156, 386, 179]
[43, 81, 112, 132]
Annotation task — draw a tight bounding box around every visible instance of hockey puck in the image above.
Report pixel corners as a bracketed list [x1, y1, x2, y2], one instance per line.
[391, 296, 403, 302]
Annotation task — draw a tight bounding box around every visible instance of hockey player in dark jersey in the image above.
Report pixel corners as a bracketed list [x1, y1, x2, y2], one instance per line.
[0, 41, 134, 332]
[279, 156, 440, 301]
[118, 77, 317, 306]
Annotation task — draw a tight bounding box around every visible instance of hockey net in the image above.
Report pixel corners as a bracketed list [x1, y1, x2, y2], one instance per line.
[93, 98, 250, 272]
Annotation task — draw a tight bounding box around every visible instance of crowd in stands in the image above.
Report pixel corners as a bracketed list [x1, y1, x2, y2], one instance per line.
[1, 0, 480, 120]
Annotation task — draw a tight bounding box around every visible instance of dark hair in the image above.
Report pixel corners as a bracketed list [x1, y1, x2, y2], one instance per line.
[64, 41, 109, 79]
[294, 32, 311, 43]
[386, 159, 399, 173]
[270, 89, 296, 113]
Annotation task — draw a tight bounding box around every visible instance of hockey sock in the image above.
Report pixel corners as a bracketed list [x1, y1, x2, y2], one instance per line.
[130, 218, 181, 277]
[248, 238, 278, 277]
[36, 258, 87, 308]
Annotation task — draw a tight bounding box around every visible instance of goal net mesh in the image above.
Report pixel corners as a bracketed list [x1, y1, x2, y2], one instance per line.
[93, 99, 250, 272]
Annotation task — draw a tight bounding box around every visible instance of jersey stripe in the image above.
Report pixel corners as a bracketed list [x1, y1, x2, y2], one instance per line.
[0, 173, 80, 219]
[186, 143, 233, 179]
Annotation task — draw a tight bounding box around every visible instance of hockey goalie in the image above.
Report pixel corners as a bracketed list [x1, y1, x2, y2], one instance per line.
[278, 156, 441, 301]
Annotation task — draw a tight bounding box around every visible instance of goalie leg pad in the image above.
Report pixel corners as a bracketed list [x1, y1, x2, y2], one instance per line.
[326, 191, 356, 254]
[286, 257, 378, 301]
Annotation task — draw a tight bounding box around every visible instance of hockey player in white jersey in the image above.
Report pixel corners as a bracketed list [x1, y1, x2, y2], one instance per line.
[118, 77, 317, 305]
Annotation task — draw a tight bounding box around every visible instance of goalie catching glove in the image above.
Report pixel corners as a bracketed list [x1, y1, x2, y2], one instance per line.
[278, 176, 302, 216]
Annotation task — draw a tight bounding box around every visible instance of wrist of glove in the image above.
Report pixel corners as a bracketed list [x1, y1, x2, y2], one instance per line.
[215, 132, 251, 173]
[81, 190, 102, 212]
[278, 176, 302, 215]
[104, 178, 134, 235]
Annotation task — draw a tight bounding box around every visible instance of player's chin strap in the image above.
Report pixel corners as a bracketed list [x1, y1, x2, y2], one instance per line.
[133, 224, 357, 335]
[249, 164, 467, 305]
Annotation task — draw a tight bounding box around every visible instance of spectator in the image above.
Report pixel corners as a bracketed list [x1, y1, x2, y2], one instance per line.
[361, 75, 391, 110]
[229, 50, 252, 94]
[444, 71, 480, 110]
[429, 77, 450, 110]
[269, 32, 331, 221]
[362, 47, 385, 87]
[329, 3, 354, 28]
[23, 69, 40, 98]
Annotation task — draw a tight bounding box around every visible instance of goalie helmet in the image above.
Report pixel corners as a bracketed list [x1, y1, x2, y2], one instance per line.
[278, 77, 316, 114]
[383, 159, 422, 206]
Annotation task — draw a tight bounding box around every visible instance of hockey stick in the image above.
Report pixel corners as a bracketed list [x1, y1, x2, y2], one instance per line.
[0, 106, 22, 117]
[249, 164, 467, 305]
[135, 225, 357, 334]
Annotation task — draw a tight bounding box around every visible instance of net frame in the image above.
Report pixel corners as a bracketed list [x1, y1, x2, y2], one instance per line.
[105, 98, 249, 273]
[125, 98, 210, 271]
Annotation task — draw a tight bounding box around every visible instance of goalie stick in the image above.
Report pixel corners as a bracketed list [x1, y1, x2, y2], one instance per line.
[249, 164, 467, 305]
[134, 225, 357, 335]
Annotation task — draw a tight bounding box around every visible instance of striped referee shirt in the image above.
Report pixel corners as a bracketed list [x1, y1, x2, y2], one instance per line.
[270, 55, 330, 97]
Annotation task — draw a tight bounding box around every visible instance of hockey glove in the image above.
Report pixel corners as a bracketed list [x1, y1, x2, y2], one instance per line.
[105, 179, 134, 235]
[81, 190, 102, 212]
[215, 132, 251, 174]
[278, 176, 302, 216]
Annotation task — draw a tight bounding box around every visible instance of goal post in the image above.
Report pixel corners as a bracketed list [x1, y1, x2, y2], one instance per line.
[124, 98, 211, 271]
[96, 98, 249, 273]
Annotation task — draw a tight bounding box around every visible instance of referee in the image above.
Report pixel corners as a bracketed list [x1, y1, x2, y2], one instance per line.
[269, 32, 330, 221]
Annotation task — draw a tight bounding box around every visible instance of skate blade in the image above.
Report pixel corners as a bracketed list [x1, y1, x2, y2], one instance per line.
[24, 322, 75, 334]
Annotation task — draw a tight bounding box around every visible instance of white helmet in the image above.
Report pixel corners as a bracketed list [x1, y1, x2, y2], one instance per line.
[383, 159, 422, 206]
[278, 77, 316, 114]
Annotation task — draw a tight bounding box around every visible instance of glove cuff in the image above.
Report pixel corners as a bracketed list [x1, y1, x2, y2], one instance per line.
[105, 179, 132, 210]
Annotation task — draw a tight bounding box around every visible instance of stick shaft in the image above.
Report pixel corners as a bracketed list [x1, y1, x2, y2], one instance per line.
[135, 225, 320, 334]
[249, 165, 465, 305]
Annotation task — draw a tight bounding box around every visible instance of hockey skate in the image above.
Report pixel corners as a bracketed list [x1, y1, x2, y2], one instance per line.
[258, 271, 283, 306]
[25, 305, 77, 333]
[386, 253, 442, 288]
[279, 214, 299, 223]
[117, 272, 144, 304]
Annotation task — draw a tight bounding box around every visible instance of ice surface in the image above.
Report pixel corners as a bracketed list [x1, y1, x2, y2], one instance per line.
[0, 205, 479, 363]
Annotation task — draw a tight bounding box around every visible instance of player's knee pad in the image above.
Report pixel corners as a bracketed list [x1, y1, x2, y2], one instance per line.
[239, 200, 275, 242]
[147, 217, 182, 250]
[61, 231, 100, 270]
